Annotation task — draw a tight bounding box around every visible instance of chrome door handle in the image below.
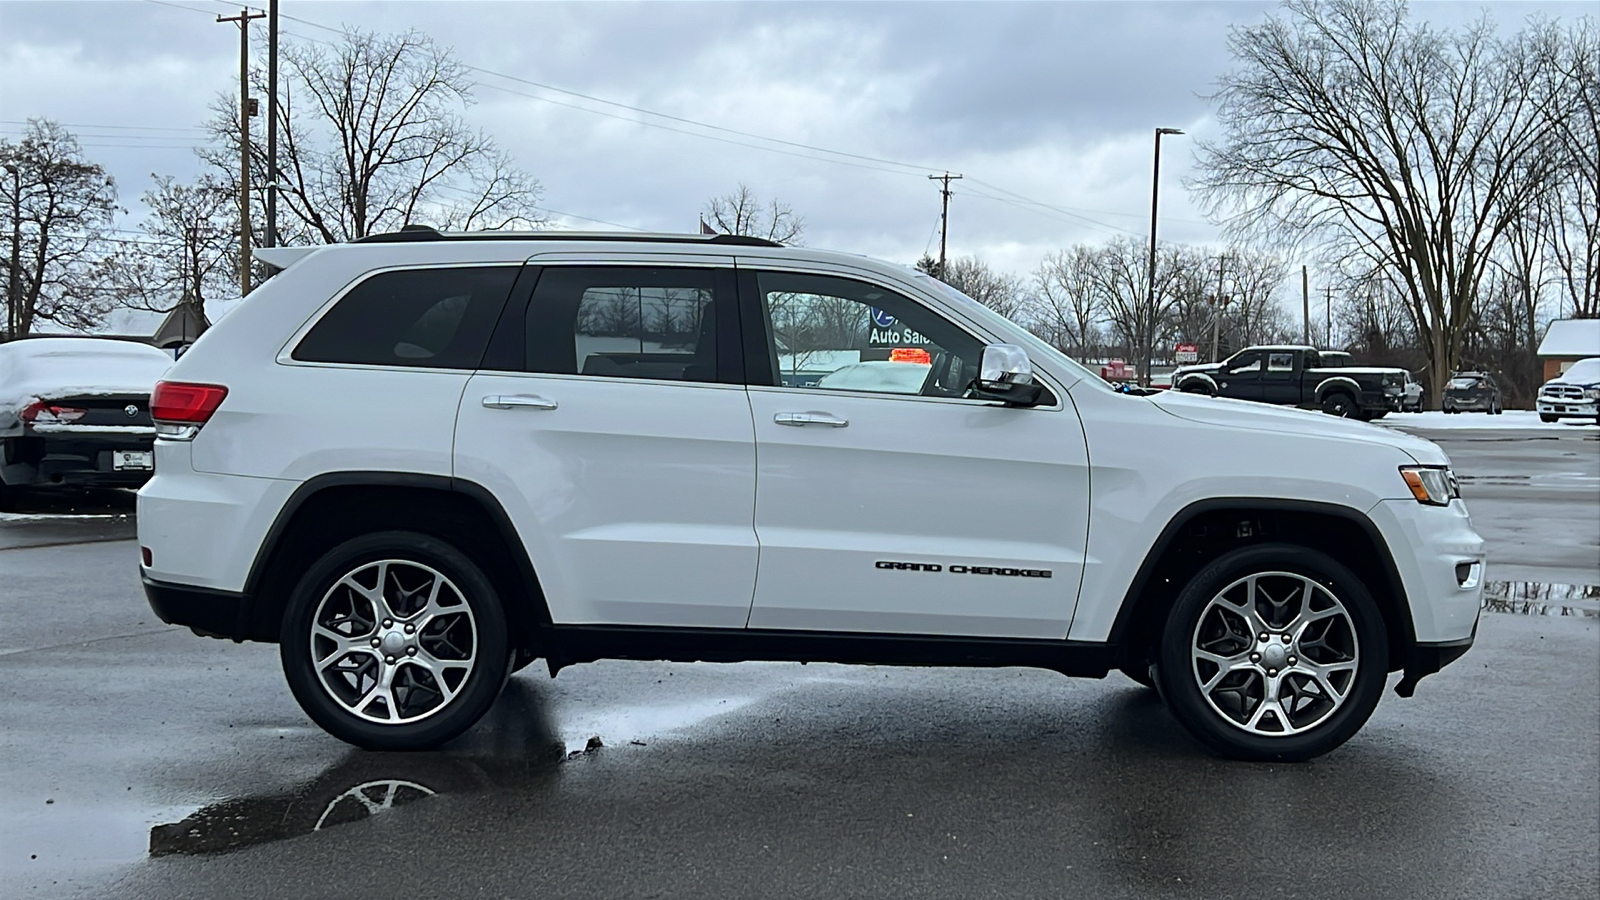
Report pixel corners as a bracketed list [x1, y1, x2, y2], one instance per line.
[482, 394, 558, 410]
[774, 411, 848, 427]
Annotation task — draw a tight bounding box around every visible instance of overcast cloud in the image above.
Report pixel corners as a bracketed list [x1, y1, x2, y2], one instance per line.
[0, 0, 1586, 296]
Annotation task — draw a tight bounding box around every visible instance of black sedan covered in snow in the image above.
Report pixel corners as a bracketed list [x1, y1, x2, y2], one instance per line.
[0, 338, 172, 496]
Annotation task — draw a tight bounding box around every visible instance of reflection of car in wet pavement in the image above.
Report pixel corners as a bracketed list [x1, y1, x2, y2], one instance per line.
[149, 681, 565, 857]
[138, 229, 1484, 763]
[0, 338, 171, 498]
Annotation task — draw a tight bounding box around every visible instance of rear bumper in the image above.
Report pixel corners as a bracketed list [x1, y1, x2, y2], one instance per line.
[2, 434, 155, 488]
[142, 572, 253, 641]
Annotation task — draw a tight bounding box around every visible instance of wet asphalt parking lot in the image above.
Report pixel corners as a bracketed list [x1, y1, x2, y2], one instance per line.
[1, 423, 1596, 899]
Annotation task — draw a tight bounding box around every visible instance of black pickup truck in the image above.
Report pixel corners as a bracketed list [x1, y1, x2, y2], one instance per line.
[1170, 345, 1406, 420]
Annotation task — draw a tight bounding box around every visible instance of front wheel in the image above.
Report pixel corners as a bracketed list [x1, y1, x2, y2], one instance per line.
[1540, 414, 1557, 423]
[281, 531, 511, 750]
[1154, 544, 1388, 761]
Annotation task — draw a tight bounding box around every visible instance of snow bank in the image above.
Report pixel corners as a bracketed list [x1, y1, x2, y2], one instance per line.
[1383, 410, 1598, 431]
[0, 338, 173, 434]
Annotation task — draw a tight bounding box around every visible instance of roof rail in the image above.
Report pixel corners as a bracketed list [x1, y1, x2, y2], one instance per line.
[352, 226, 782, 248]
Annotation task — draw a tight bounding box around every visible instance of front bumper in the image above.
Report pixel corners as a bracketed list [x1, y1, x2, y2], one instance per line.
[143, 572, 253, 641]
[1395, 621, 1476, 697]
[1367, 497, 1485, 693]
[1536, 399, 1597, 417]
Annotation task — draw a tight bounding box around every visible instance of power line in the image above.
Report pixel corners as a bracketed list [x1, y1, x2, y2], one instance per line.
[144, 0, 1177, 244]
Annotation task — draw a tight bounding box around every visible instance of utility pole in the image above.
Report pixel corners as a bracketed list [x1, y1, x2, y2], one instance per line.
[4, 163, 19, 342]
[218, 7, 265, 294]
[1325, 283, 1333, 349]
[1301, 265, 1310, 345]
[928, 172, 962, 278]
[266, 0, 279, 249]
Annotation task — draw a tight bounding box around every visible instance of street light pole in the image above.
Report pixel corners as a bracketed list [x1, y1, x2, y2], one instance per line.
[1144, 127, 1184, 386]
[4, 163, 19, 342]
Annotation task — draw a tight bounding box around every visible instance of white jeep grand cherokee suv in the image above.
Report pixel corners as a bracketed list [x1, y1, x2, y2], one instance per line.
[138, 228, 1484, 761]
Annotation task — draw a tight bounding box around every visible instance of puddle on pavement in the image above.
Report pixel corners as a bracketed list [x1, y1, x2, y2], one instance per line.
[146, 675, 762, 858]
[149, 681, 567, 857]
[1481, 581, 1600, 618]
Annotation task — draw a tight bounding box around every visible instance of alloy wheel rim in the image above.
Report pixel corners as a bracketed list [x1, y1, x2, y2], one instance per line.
[309, 559, 478, 725]
[1190, 571, 1359, 736]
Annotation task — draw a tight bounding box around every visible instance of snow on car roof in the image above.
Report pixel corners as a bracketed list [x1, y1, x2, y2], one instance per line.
[0, 338, 174, 418]
[1537, 320, 1600, 358]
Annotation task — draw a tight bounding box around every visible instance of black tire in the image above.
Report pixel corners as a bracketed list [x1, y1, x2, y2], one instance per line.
[1153, 543, 1388, 762]
[281, 531, 511, 751]
[1540, 414, 1558, 423]
[1490, 403, 1502, 415]
[1179, 380, 1214, 396]
[1320, 392, 1357, 418]
[1367, 410, 1387, 420]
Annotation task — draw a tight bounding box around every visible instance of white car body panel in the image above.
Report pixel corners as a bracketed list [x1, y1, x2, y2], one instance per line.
[454, 373, 759, 629]
[744, 385, 1089, 638]
[1063, 385, 1456, 642]
[137, 439, 296, 592]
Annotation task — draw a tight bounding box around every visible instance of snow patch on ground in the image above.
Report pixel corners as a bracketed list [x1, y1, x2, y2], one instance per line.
[1383, 410, 1598, 430]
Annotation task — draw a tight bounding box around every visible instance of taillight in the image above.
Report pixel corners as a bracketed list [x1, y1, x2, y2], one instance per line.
[20, 401, 88, 426]
[151, 381, 228, 426]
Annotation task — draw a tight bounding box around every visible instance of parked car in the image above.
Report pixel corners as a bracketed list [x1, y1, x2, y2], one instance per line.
[1442, 372, 1502, 414]
[1536, 357, 1600, 424]
[1171, 345, 1406, 420]
[139, 228, 1484, 762]
[0, 337, 172, 496]
[1401, 371, 1425, 413]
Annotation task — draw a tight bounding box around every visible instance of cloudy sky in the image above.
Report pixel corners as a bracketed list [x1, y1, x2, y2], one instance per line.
[0, 0, 1585, 294]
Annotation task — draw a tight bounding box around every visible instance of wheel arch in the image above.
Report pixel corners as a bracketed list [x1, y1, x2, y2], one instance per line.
[1314, 376, 1362, 401]
[1106, 498, 1415, 674]
[241, 472, 551, 651]
[1175, 373, 1217, 394]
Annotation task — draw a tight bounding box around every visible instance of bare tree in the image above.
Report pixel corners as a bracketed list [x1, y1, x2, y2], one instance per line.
[1033, 246, 1103, 361]
[202, 28, 546, 245]
[0, 120, 117, 338]
[1194, 0, 1570, 407]
[1089, 237, 1183, 383]
[108, 174, 236, 317]
[702, 183, 805, 244]
[1538, 19, 1599, 318]
[916, 254, 1029, 321]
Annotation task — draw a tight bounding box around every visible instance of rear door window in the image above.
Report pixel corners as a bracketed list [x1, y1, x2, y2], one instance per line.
[293, 266, 518, 369]
[520, 266, 734, 384]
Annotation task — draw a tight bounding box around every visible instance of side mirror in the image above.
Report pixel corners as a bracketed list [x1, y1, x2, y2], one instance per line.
[970, 343, 1045, 407]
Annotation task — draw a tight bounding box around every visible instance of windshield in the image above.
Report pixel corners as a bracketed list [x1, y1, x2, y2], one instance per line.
[1557, 358, 1600, 384]
[912, 273, 1099, 391]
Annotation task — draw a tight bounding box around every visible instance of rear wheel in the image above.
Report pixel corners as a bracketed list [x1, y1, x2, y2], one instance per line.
[281, 531, 510, 750]
[1154, 544, 1388, 761]
[1320, 392, 1357, 418]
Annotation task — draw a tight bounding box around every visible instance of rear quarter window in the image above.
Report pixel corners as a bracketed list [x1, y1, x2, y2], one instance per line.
[292, 266, 518, 369]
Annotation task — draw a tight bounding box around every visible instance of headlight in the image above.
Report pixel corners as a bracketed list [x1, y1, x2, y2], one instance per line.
[1585, 388, 1600, 400]
[1400, 466, 1459, 506]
